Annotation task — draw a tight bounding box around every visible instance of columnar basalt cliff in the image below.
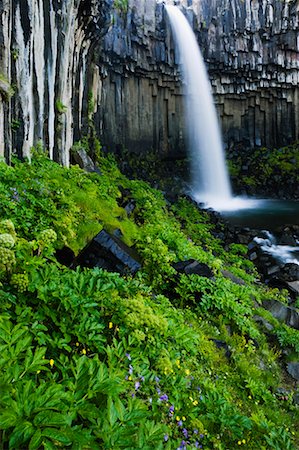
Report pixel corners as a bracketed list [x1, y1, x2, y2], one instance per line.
[0, 0, 298, 163]
[97, 0, 299, 156]
[0, 0, 112, 164]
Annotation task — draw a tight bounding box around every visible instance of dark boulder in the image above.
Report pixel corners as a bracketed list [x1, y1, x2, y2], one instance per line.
[72, 148, 101, 174]
[278, 263, 299, 282]
[73, 229, 141, 275]
[262, 299, 299, 330]
[287, 363, 299, 381]
[173, 259, 214, 278]
[221, 270, 246, 286]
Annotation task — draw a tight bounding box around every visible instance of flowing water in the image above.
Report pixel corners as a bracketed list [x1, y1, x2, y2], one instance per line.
[165, 5, 232, 206]
[166, 5, 299, 267]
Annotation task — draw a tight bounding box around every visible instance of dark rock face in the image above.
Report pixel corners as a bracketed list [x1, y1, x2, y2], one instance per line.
[287, 363, 299, 381]
[72, 147, 100, 173]
[0, 0, 112, 163]
[0, 0, 298, 162]
[262, 299, 299, 330]
[73, 229, 141, 275]
[96, 0, 299, 157]
[173, 259, 214, 278]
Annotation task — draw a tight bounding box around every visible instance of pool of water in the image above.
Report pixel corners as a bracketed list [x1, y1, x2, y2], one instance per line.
[192, 193, 299, 231]
[219, 198, 299, 231]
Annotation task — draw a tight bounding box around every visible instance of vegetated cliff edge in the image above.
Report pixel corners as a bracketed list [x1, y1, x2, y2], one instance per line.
[0, 0, 298, 163]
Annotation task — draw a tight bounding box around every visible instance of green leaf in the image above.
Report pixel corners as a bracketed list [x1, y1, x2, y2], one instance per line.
[33, 411, 71, 428]
[42, 428, 72, 446]
[107, 396, 118, 427]
[9, 421, 35, 448]
[0, 412, 18, 429]
[29, 429, 43, 450]
[42, 438, 57, 450]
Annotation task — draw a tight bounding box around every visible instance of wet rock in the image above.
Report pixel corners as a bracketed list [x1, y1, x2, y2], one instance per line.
[72, 148, 101, 173]
[287, 363, 299, 381]
[262, 300, 299, 330]
[278, 233, 297, 246]
[117, 187, 136, 216]
[293, 393, 299, 405]
[211, 339, 231, 358]
[173, 259, 214, 278]
[278, 263, 299, 282]
[221, 270, 246, 286]
[73, 229, 141, 275]
[287, 281, 299, 296]
[253, 315, 274, 332]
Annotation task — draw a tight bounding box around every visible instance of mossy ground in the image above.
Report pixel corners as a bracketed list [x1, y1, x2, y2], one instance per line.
[0, 152, 298, 449]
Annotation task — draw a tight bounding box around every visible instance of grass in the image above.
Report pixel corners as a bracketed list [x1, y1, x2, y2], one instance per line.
[0, 151, 298, 449]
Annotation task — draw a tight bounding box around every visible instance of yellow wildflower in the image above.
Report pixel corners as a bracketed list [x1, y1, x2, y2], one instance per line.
[193, 400, 198, 406]
[242, 440, 246, 444]
[182, 416, 186, 421]
[185, 369, 190, 376]
[176, 416, 180, 422]
[109, 322, 113, 329]
[49, 359, 54, 368]
[81, 349, 87, 355]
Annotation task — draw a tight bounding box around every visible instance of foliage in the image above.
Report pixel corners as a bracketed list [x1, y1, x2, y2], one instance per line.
[0, 154, 298, 449]
[228, 143, 299, 197]
[114, 0, 129, 13]
[55, 99, 67, 114]
[0, 73, 15, 102]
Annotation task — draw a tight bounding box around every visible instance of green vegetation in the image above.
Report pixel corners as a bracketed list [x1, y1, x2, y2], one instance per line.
[228, 143, 299, 196]
[0, 73, 15, 102]
[114, 0, 129, 13]
[0, 151, 298, 449]
[55, 100, 67, 115]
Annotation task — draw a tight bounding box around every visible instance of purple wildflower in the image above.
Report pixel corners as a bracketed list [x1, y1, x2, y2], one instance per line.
[169, 405, 175, 414]
[140, 376, 145, 382]
[193, 429, 199, 435]
[129, 365, 133, 375]
[194, 442, 199, 448]
[126, 353, 131, 361]
[200, 434, 204, 439]
[135, 381, 140, 390]
[177, 420, 183, 427]
[164, 434, 169, 442]
[159, 394, 168, 402]
[182, 428, 188, 438]
[156, 387, 161, 395]
[155, 376, 160, 383]
[149, 397, 153, 404]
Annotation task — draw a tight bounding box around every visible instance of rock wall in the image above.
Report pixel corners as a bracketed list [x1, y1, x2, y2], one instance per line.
[0, 0, 112, 164]
[0, 0, 298, 163]
[96, 0, 299, 156]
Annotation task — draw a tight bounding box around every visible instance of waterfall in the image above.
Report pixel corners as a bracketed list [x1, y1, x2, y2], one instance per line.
[166, 5, 232, 207]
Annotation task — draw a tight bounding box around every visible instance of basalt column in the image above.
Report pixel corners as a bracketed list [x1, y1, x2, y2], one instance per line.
[0, 0, 112, 164]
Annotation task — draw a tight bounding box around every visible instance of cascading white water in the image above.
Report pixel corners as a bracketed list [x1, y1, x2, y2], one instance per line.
[166, 5, 232, 207]
[254, 231, 299, 266]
